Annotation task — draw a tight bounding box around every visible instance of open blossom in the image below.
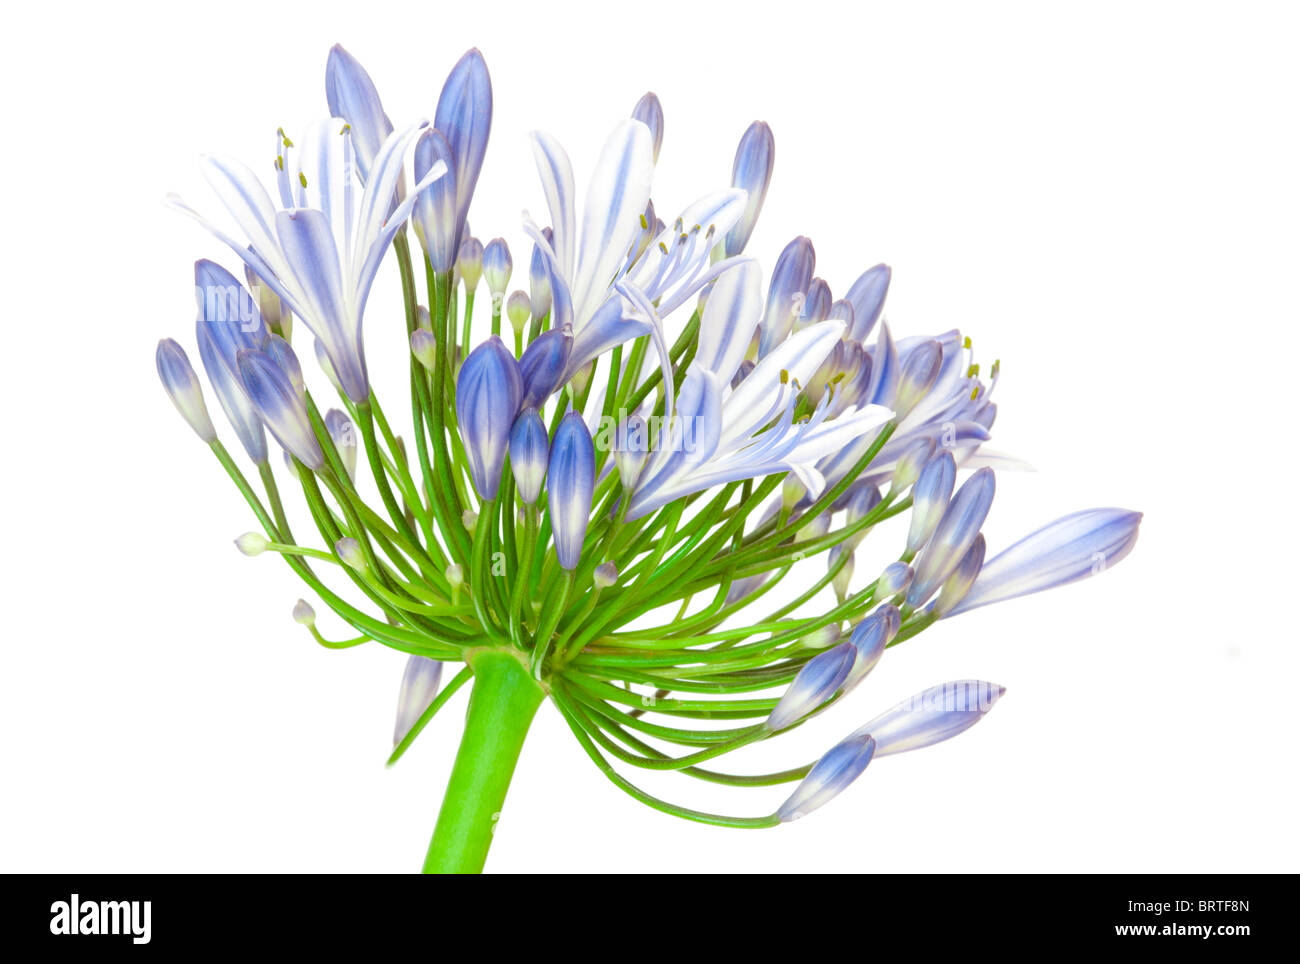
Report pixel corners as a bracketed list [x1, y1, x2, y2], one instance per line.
[154, 43, 1140, 873]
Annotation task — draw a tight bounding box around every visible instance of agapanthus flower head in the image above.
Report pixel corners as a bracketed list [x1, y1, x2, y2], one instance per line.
[155, 44, 1140, 873]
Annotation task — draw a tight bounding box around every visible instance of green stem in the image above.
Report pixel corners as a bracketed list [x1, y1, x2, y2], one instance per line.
[422, 650, 544, 874]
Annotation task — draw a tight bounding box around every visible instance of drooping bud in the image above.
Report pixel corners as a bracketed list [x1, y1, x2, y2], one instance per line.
[949, 509, 1143, 616]
[843, 604, 901, 691]
[455, 336, 523, 499]
[767, 641, 855, 731]
[393, 655, 443, 747]
[482, 238, 512, 300]
[508, 408, 550, 505]
[292, 599, 316, 625]
[156, 339, 217, 443]
[234, 532, 268, 556]
[776, 731, 876, 823]
[724, 121, 775, 257]
[549, 411, 596, 571]
[864, 680, 1005, 756]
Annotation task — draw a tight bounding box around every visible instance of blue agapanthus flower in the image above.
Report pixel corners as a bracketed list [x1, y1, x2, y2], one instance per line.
[156, 43, 1141, 873]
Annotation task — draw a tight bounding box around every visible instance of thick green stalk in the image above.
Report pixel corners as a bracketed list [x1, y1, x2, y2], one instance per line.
[422, 651, 544, 874]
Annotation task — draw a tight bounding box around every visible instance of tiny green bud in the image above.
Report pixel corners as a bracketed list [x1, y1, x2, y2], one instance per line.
[410, 329, 437, 370]
[462, 508, 478, 529]
[335, 537, 367, 571]
[235, 532, 269, 556]
[292, 599, 316, 626]
[445, 563, 465, 590]
[506, 290, 531, 333]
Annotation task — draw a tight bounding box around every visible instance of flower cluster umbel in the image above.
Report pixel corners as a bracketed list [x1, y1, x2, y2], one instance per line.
[157, 43, 1141, 835]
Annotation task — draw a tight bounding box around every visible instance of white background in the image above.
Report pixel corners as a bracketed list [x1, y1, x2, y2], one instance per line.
[2, 0, 1297, 873]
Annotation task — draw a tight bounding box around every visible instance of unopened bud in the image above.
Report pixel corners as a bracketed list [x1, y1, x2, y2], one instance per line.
[235, 532, 269, 556]
[292, 599, 316, 626]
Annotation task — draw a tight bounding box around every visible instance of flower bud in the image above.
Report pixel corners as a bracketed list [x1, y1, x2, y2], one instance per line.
[724, 121, 775, 258]
[894, 339, 943, 418]
[236, 349, 324, 469]
[506, 290, 532, 334]
[932, 533, 985, 617]
[462, 508, 478, 529]
[292, 599, 316, 626]
[410, 328, 437, 370]
[244, 265, 291, 340]
[830, 545, 855, 604]
[890, 437, 936, 492]
[549, 412, 596, 571]
[509, 408, 549, 505]
[156, 339, 217, 443]
[766, 641, 855, 731]
[758, 236, 815, 358]
[518, 324, 573, 409]
[631, 92, 664, 163]
[335, 537, 367, 571]
[235, 532, 268, 556]
[265, 334, 305, 395]
[529, 228, 553, 320]
[865, 680, 1005, 757]
[843, 604, 901, 691]
[844, 263, 891, 342]
[457, 236, 484, 293]
[776, 732, 876, 823]
[614, 413, 650, 489]
[594, 561, 619, 589]
[456, 336, 523, 499]
[412, 127, 459, 271]
[482, 238, 512, 299]
[324, 44, 394, 184]
[434, 49, 492, 258]
[872, 562, 914, 603]
[907, 452, 957, 554]
[393, 655, 443, 747]
[907, 468, 996, 608]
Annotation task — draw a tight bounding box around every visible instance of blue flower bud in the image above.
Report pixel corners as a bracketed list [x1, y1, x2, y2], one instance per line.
[890, 437, 937, 492]
[265, 334, 304, 395]
[724, 121, 775, 257]
[872, 562, 913, 603]
[949, 508, 1142, 616]
[518, 324, 573, 410]
[156, 339, 217, 443]
[776, 731, 876, 822]
[758, 236, 815, 358]
[894, 339, 943, 417]
[844, 603, 900, 690]
[799, 278, 832, 327]
[236, 349, 324, 469]
[907, 467, 996, 608]
[932, 533, 985, 617]
[434, 48, 493, 260]
[549, 411, 595, 571]
[509, 408, 549, 505]
[482, 238, 512, 299]
[767, 641, 855, 731]
[594, 561, 619, 589]
[456, 336, 523, 500]
[529, 227, 554, 320]
[194, 260, 267, 462]
[412, 127, 459, 272]
[613, 413, 650, 489]
[324, 44, 394, 184]
[865, 680, 1005, 757]
[457, 236, 484, 292]
[844, 263, 891, 342]
[393, 655, 443, 747]
[907, 452, 957, 555]
[631, 92, 664, 163]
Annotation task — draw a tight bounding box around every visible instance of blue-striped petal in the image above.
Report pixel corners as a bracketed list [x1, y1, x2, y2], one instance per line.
[549, 412, 596, 571]
[695, 261, 762, 385]
[236, 349, 323, 469]
[864, 680, 1005, 756]
[529, 132, 577, 281]
[950, 509, 1142, 615]
[767, 641, 855, 730]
